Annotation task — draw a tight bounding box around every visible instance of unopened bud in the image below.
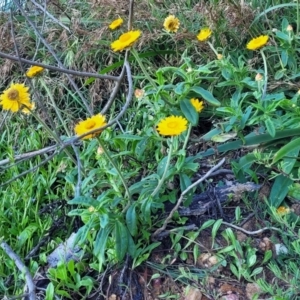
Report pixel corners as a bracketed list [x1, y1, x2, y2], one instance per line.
[255, 73, 263, 81]
[134, 89, 145, 99]
[287, 24, 293, 31]
[217, 54, 223, 60]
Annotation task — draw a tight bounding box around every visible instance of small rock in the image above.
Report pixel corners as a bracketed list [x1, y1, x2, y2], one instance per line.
[184, 287, 202, 300]
[246, 283, 262, 299]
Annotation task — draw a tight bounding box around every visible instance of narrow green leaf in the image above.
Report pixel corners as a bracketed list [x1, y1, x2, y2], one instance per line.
[273, 137, 300, 163]
[68, 196, 98, 207]
[269, 174, 293, 207]
[190, 86, 221, 106]
[126, 205, 137, 236]
[211, 219, 223, 247]
[93, 227, 111, 263]
[135, 137, 149, 160]
[265, 118, 276, 137]
[115, 221, 129, 261]
[180, 98, 198, 125]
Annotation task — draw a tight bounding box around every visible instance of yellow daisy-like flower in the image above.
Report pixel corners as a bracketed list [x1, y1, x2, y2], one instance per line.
[22, 102, 35, 114]
[74, 114, 107, 140]
[190, 98, 204, 113]
[109, 18, 123, 30]
[197, 28, 212, 42]
[157, 116, 188, 136]
[111, 30, 141, 52]
[276, 206, 290, 215]
[246, 35, 269, 50]
[163, 15, 180, 33]
[26, 65, 44, 78]
[0, 83, 31, 112]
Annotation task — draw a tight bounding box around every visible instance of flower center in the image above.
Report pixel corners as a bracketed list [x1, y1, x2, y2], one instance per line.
[167, 121, 178, 128]
[85, 120, 96, 129]
[8, 89, 19, 100]
[169, 21, 175, 29]
[120, 33, 131, 42]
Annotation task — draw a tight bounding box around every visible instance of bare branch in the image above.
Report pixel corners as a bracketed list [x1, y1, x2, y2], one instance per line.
[1, 241, 36, 300]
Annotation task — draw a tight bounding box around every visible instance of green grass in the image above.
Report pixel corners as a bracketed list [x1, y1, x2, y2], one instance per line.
[1, 0, 300, 299]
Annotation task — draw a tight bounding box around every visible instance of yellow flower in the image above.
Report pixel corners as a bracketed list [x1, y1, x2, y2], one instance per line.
[276, 206, 290, 215]
[109, 18, 123, 30]
[190, 98, 204, 113]
[111, 30, 141, 52]
[163, 15, 180, 33]
[157, 116, 188, 136]
[74, 114, 107, 139]
[26, 65, 44, 78]
[287, 24, 293, 32]
[197, 28, 212, 42]
[217, 54, 223, 60]
[246, 35, 269, 50]
[22, 102, 35, 114]
[0, 83, 31, 112]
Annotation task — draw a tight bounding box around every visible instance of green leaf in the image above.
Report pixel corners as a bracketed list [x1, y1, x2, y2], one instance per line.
[16, 224, 38, 248]
[68, 196, 98, 207]
[135, 137, 149, 160]
[93, 227, 111, 266]
[273, 137, 300, 163]
[126, 205, 137, 236]
[115, 220, 129, 261]
[190, 86, 220, 106]
[211, 219, 223, 247]
[265, 118, 276, 137]
[174, 82, 189, 95]
[157, 156, 169, 178]
[113, 134, 143, 141]
[281, 50, 288, 67]
[180, 98, 198, 125]
[269, 175, 293, 207]
[45, 283, 55, 300]
[276, 31, 290, 41]
[281, 146, 300, 174]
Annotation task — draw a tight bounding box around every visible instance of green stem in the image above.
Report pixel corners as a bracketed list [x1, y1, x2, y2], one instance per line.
[97, 137, 131, 206]
[182, 123, 192, 152]
[131, 48, 157, 88]
[28, 108, 77, 166]
[207, 41, 218, 56]
[39, 79, 71, 136]
[151, 136, 174, 198]
[297, 0, 300, 35]
[260, 49, 268, 100]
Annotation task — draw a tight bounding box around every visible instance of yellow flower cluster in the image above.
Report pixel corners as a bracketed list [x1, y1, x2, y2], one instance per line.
[0, 83, 35, 113]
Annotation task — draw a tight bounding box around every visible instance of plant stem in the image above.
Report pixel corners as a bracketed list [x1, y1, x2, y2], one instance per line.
[151, 136, 174, 198]
[182, 123, 192, 152]
[97, 137, 131, 204]
[39, 79, 71, 136]
[131, 48, 157, 88]
[260, 49, 268, 100]
[29, 108, 78, 166]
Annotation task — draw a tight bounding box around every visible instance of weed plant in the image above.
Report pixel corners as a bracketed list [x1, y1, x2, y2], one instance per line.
[1, 0, 300, 299]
